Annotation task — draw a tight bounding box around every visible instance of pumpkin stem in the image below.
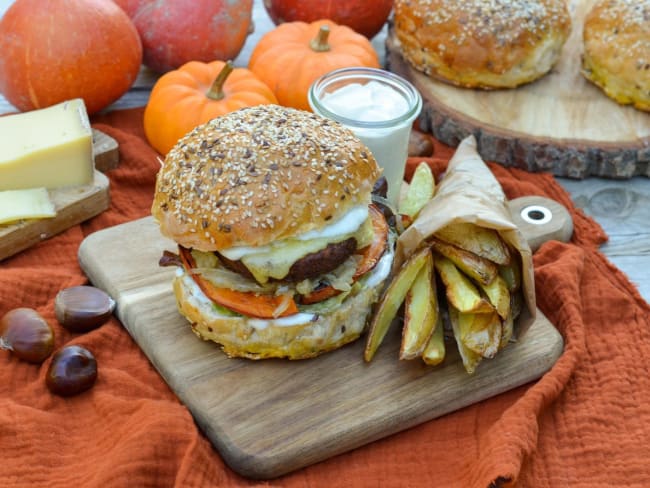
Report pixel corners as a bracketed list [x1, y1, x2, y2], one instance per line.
[310, 25, 331, 52]
[207, 61, 234, 101]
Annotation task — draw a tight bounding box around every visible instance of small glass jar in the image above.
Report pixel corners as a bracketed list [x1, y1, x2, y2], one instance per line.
[309, 67, 422, 206]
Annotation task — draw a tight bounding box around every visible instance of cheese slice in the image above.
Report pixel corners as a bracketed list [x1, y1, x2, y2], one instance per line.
[0, 99, 94, 191]
[0, 188, 56, 225]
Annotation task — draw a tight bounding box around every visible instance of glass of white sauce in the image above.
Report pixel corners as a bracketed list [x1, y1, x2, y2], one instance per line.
[309, 67, 422, 206]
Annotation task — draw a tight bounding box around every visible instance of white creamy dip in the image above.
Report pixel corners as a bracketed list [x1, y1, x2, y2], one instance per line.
[319, 80, 418, 205]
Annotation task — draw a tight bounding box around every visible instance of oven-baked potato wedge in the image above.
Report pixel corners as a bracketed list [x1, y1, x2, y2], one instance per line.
[422, 313, 445, 366]
[449, 305, 483, 374]
[430, 237, 498, 285]
[435, 223, 510, 265]
[364, 247, 431, 362]
[400, 252, 437, 360]
[399, 162, 435, 222]
[434, 255, 494, 314]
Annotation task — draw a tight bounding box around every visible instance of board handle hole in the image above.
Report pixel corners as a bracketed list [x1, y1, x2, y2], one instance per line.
[521, 205, 552, 225]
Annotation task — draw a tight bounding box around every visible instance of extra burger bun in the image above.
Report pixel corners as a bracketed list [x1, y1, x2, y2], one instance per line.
[582, 0, 650, 112]
[393, 0, 572, 89]
[173, 264, 390, 360]
[152, 104, 380, 252]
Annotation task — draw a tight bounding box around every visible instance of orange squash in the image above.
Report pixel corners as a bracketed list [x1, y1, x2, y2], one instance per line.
[143, 60, 278, 155]
[248, 19, 380, 111]
[0, 0, 142, 115]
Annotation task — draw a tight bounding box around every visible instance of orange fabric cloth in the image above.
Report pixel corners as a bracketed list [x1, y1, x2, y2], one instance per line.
[2, 107, 650, 487]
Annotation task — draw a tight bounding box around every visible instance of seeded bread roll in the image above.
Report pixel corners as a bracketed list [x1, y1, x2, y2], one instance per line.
[152, 104, 380, 251]
[582, 0, 650, 112]
[393, 0, 572, 89]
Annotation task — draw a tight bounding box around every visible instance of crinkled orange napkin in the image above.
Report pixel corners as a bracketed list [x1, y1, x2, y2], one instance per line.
[1, 107, 649, 487]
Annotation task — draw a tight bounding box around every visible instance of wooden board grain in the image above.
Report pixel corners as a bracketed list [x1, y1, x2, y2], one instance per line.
[0, 130, 115, 261]
[0, 170, 109, 261]
[386, 0, 650, 179]
[92, 129, 119, 172]
[78, 214, 564, 479]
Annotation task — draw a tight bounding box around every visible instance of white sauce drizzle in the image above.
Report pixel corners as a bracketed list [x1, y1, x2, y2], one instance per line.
[219, 205, 369, 260]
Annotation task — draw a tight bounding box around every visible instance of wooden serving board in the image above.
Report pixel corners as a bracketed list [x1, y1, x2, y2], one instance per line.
[386, 0, 650, 179]
[0, 130, 116, 261]
[78, 196, 567, 479]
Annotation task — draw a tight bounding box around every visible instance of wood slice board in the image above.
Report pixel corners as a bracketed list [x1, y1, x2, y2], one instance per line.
[78, 211, 564, 480]
[92, 129, 119, 172]
[0, 130, 115, 261]
[386, 0, 650, 179]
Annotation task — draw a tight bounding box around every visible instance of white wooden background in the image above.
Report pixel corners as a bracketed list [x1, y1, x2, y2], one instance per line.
[1, 0, 649, 303]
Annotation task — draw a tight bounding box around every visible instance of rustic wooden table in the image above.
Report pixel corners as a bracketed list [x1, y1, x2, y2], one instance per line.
[1, 0, 648, 302]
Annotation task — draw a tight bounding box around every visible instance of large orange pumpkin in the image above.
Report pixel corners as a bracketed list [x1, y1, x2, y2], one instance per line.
[143, 61, 278, 155]
[0, 0, 142, 115]
[248, 20, 380, 111]
[263, 0, 393, 39]
[112, 0, 254, 74]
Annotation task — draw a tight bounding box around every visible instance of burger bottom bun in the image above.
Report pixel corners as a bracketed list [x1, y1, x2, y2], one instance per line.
[173, 271, 387, 360]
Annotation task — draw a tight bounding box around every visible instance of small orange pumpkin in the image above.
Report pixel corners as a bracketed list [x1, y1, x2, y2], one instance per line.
[144, 60, 278, 155]
[248, 19, 380, 111]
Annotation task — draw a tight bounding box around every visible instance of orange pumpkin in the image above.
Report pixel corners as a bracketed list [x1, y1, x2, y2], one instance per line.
[0, 0, 142, 115]
[248, 19, 380, 111]
[143, 61, 278, 155]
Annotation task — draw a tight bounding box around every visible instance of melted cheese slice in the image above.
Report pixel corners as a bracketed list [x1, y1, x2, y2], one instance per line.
[219, 205, 374, 284]
[0, 188, 56, 224]
[0, 99, 94, 191]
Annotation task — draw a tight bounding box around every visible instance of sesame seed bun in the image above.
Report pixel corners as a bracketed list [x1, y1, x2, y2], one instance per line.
[152, 104, 380, 252]
[393, 0, 571, 89]
[582, 0, 650, 112]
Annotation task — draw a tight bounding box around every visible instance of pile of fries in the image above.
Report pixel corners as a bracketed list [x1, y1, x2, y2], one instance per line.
[364, 162, 525, 374]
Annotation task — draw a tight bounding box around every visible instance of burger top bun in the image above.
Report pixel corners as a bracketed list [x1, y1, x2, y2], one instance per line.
[152, 104, 380, 251]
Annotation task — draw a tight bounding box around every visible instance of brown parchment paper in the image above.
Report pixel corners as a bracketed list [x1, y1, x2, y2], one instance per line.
[395, 135, 536, 335]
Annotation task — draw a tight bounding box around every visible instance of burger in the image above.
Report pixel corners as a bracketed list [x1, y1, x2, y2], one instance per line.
[152, 104, 394, 359]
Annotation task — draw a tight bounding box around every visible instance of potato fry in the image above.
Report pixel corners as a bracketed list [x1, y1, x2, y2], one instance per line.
[457, 310, 502, 359]
[434, 255, 494, 314]
[399, 162, 435, 220]
[500, 291, 523, 349]
[499, 255, 522, 292]
[435, 223, 511, 265]
[500, 308, 514, 350]
[449, 306, 482, 374]
[422, 313, 445, 366]
[400, 253, 437, 360]
[364, 247, 431, 362]
[430, 238, 498, 285]
[478, 274, 510, 319]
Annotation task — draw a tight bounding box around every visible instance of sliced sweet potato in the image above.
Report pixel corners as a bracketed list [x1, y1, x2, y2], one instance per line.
[179, 246, 298, 319]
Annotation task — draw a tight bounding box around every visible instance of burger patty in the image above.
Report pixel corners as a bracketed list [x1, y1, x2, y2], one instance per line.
[217, 237, 358, 283]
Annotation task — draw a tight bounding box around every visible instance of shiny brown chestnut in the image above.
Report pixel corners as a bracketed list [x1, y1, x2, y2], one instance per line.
[55, 286, 115, 333]
[0, 308, 55, 363]
[46, 345, 97, 397]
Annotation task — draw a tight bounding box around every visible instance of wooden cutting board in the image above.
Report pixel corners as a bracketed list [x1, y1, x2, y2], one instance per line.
[0, 130, 117, 261]
[386, 0, 650, 179]
[78, 196, 568, 479]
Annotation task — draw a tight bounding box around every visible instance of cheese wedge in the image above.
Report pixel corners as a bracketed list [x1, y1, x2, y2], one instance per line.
[0, 188, 56, 225]
[0, 99, 94, 191]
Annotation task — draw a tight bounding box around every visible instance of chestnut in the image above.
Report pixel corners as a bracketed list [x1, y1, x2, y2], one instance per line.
[0, 308, 55, 363]
[55, 285, 115, 333]
[46, 345, 97, 397]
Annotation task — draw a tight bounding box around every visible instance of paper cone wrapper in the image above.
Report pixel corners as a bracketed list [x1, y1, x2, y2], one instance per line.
[395, 136, 536, 336]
